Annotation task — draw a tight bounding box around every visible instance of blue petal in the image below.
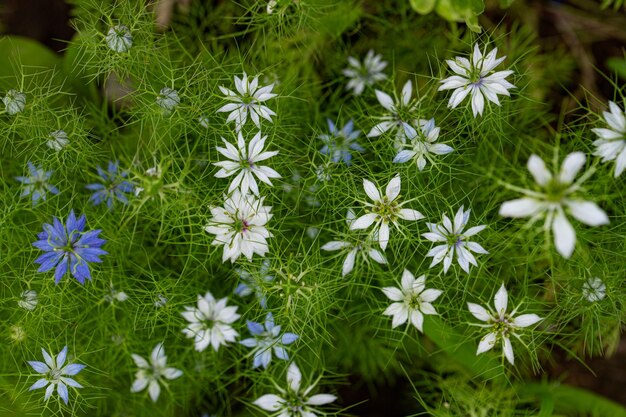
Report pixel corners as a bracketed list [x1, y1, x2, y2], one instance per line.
[274, 346, 289, 360]
[264, 313, 275, 330]
[27, 361, 50, 373]
[35, 251, 63, 272]
[281, 333, 299, 345]
[62, 364, 85, 376]
[57, 382, 69, 404]
[54, 257, 69, 283]
[239, 338, 258, 348]
[247, 321, 264, 335]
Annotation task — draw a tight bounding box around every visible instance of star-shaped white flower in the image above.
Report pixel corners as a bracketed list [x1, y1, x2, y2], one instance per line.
[204, 190, 273, 263]
[131, 343, 183, 402]
[253, 362, 337, 417]
[321, 209, 387, 276]
[382, 269, 442, 332]
[181, 291, 241, 352]
[438, 44, 515, 117]
[393, 119, 453, 171]
[217, 73, 277, 132]
[468, 284, 542, 365]
[342, 49, 388, 96]
[28, 346, 85, 404]
[367, 80, 419, 149]
[499, 152, 609, 259]
[591, 100, 626, 177]
[350, 175, 423, 250]
[424, 206, 488, 274]
[214, 131, 280, 195]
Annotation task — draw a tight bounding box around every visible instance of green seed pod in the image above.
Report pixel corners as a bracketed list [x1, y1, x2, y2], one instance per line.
[3, 90, 26, 115]
[106, 25, 133, 53]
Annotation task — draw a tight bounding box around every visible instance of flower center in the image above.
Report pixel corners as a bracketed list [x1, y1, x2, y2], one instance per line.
[49, 367, 62, 381]
[373, 196, 399, 220]
[544, 180, 569, 202]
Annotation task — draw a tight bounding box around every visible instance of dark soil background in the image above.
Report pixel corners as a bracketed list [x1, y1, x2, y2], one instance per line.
[2, 0, 626, 414]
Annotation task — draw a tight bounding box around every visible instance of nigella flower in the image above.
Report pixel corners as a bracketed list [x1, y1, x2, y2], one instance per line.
[253, 362, 336, 417]
[350, 175, 424, 250]
[15, 162, 59, 205]
[582, 277, 606, 302]
[156, 87, 180, 115]
[234, 259, 274, 308]
[438, 44, 515, 117]
[321, 209, 387, 276]
[393, 119, 453, 171]
[591, 100, 626, 177]
[468, 284, 542, 365]
[18, 290, 38, 311]
[318, 119, 364, 165]
[3, 89, 26, 114]
[217, 73, 277, 132]
[33, 210, 107, 284]
[204, 190, 273, 263]
[240, 313, 299, 369]
[367, 80, 418, 149]
[214, 131, 281, 195]
[85, 160, 134, 208]
[47, 130, 69, 151]
[424, 206, 488, 274]
[382, 270, 442, 332]
[342, 50, 388, 96]
[131, 343, 183, 402]
[28, 346, 85, 404]
[106, 25, 133, 52]
[499, 152, 609, 258]
[181, 291, 240, 352]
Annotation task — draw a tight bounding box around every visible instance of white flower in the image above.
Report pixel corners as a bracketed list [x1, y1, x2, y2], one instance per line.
[181, 291, 240, 352]
[253, 362, 337, 417]
[499, 152, 609, 259]
[154, 294, 168, 307]
[267, 0, 277, 13]
[468, 284, 542, 365]
[424, 206, 488, 274]
[3, 89, 26, 114]
[204, 190, 273, 263]
[367, 80, 418, 149]
[27, 346, 85, 404]
[350, 175, 423, 250]
[438, 44, 515, 117]
[393, 119, 453, 170]
[214, 131, 280, 195]
[321, 209, 387, 276]
[382, 270, 442, 332]
[217, 73, 277, 132]
[131, 343, 182, 402]
[47, 130, 69, 151]
[18, 290, 38, 311]
[591, 100, 626, 177]
[199, 115, 210, 128]
[342, 50, 388, 96]
[106, 25, 133, 52]
[156, 87, 180, 114]
[582, 277, 606, 302]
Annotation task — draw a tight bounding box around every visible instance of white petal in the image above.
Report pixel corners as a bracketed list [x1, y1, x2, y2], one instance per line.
[494, 284, 508, 315]
[254, 394, 284, 411]
[468, 302, 490, 322]
[363, 179, 381, 201]
[527, 154, 552, 186]
[382, 287, 403, 302]
[375, 90, 395, 111]
[513, 314, 542, 328]
[552, 209, 576, 258]
[342, 249, 357, 276]
[410, 310, 424, 332]
[398, 209, 424, 221]
[321, 241, 351, 251]
[307, 394, 337, 405]
[148, 380, 161, 402]
[499, 198, 543, 218]
[476, 332, 497, 354]
[385, 175, 401, 201]
[565, 200, 609, 226]
[287, 362, 302, 392]
[378, 221, 390, 250]
[350, 213, 378, 230]
[503, 337, 515, 365]
[558, 152, 586, 184]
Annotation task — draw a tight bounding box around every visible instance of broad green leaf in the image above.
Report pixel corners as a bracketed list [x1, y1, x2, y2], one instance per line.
[0, 36, 61, 79]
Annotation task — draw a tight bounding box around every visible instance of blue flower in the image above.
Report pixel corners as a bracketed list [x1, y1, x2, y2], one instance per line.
[15, 162, 59, 206]
[85, 161, 134, 208]
[240, 312, 299, 369]
[319, 119, 364, 165]
[234, 260, 274, 308]
[33, 210, 107, 284]
[28, 346, 85, 404]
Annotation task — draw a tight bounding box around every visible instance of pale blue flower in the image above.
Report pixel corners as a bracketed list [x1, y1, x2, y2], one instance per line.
[15, 162, 59, 205]
[319, 119, 364, 165]
[85, 160, 134, 208]
[28, 346, 85, 404]
[240, 313, 299, 369]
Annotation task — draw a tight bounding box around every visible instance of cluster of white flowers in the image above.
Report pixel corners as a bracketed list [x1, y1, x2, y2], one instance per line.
[204, 74, 280, 263]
